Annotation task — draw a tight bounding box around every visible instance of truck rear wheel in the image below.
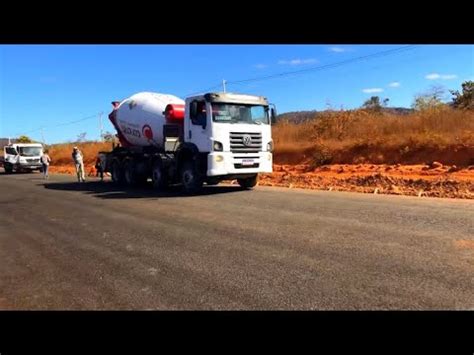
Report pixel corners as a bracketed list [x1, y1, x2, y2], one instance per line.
[124, 159, 138, 186]
[111, 160, 124, 185]
[238, 175, 258, 189]
[181, 161, 203, 193]
[151, 160, 167, 190]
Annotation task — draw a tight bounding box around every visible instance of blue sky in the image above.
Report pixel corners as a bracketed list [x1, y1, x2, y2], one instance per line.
[0, 45, 473, 143]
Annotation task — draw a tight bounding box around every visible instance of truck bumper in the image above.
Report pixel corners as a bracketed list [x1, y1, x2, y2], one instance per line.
[207, 152, 273, 177]
[16, 164, 42, 170]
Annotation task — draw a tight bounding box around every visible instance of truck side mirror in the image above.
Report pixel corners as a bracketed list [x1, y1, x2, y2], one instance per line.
[270, 107, 277, 124]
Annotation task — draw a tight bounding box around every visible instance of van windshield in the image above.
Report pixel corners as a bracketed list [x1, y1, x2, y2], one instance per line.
[212, 104, 269, 124]
[18, 147, 42, 157]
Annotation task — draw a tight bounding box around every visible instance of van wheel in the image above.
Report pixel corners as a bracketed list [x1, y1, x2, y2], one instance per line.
[238, 175, 258, 189]
[4, 164, 13, 174]
[111, 160, 124, 185]
[181, 160, 203, 193]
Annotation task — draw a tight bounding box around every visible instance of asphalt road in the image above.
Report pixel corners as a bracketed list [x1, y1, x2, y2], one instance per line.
[0, 172, 473, 310]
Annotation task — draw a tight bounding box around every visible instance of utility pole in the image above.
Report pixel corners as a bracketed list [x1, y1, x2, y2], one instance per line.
[222, 79, 227, 93]
[40, 128, 46, 145]
[98, 111, 104, 141]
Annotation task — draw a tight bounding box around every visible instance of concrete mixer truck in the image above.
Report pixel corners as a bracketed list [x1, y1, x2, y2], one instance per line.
[103, 91, 276, 193]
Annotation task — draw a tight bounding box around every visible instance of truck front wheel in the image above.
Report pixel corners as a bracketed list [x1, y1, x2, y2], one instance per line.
[181, 161, 203, 193]
[238, 174, 258, 189]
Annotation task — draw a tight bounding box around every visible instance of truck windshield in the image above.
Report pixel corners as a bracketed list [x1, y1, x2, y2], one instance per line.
[212, 104, 269, 124]
[18, 147, 42, 157]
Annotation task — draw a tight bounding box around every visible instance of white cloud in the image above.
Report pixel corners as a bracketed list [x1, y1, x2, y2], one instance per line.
[388, 81, 401, 88]
[329, 46, 346, 53]
[425, 73, 458, 80]
[440, 74, 457, 80]
[254, 64, 267, 69]
[278, 58, 317, 65]
[362, 88, 384, 94]
[425, 73, 441, 80]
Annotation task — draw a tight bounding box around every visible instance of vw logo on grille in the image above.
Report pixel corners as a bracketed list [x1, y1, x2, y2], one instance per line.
[242, 134, 252, 146]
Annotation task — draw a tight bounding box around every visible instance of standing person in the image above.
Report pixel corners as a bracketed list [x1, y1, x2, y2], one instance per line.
[40, 150, 52, 179]
[72, 146, 86, 182]
[95, 154, 104, 181]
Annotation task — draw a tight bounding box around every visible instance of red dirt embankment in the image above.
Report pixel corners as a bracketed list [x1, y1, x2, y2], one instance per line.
[259, 163, 474, 199]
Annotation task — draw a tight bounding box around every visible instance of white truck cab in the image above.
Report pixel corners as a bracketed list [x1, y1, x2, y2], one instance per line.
[3, 143, 44, 173]
[184, 92, 275, 179]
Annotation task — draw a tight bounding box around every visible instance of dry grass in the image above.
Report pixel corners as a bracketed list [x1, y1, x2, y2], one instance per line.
[47, 141, 113, 166]
[273, 107, 474, 166]
[44, 107, 474, 168]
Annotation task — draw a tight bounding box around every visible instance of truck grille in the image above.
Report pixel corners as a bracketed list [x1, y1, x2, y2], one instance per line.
[229, 132, 262, 153]
[234, 163, 260, 169]
[26, 159, 40, 163]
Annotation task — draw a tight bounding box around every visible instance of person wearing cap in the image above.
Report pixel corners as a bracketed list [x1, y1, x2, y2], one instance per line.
[72, 146, 86, 182]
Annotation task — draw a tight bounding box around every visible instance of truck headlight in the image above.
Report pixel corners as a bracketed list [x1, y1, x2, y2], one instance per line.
[266, 141, 273, 152]
[213, 141, 223, 152]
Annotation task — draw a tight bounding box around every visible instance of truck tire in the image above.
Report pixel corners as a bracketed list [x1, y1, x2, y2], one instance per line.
[4, 163, 13, 174]
[123, 159, 138, 186]
[151, 160, 167, 190]
[181, 160, 203, 194]
[111, 159, 124, 185]
[238, 174, 258, 189]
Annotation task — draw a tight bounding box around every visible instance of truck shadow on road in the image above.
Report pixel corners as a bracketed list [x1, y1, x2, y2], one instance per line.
[42, 181, 244, 199]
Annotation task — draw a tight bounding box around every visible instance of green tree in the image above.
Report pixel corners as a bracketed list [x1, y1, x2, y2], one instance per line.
[17, 135, 34, 143]
[362, 96, 389, 112]
[450, 80, 473, 110]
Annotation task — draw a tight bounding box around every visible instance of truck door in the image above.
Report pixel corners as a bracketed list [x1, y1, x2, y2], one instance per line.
[5, 146, 18, 164]
[185, 99, 211, 152]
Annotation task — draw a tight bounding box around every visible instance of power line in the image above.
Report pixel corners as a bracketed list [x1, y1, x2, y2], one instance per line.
[53, 113, 99, 128]
[184, 45, 418, 96]
[15, 112, 103, 137]
[229, 45, 418, 85]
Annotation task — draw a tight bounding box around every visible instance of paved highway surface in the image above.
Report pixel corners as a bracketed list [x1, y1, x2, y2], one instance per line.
[0, 172, 473, 309]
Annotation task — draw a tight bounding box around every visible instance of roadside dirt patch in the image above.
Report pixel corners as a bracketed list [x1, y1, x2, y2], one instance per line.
[454, 240, 474, 250]
[260, 164, 474, 199]
[49, 165, 97, 177]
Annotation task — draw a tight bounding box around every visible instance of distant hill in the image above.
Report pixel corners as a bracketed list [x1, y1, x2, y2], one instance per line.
[278, 107, 415, 124]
